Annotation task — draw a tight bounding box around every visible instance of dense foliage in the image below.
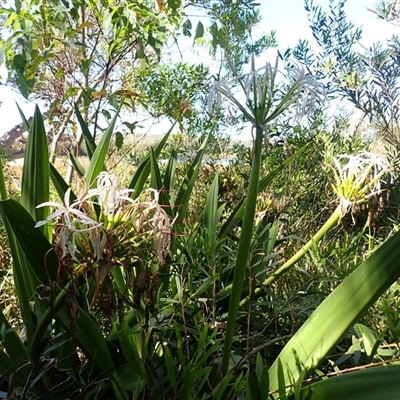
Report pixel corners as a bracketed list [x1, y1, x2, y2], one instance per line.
[2, 0, 400, 399]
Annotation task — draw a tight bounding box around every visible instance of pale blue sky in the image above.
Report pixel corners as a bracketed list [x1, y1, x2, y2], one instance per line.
[0, 1, 397, 136]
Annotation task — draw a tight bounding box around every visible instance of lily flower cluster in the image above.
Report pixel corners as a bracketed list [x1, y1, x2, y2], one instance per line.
[207, 55, 326, 127]
[331, 152, 394, 215]
[35, 172, 172, 266]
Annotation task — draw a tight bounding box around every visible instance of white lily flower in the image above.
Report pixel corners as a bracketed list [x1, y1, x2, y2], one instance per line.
[86, 172, 135, 216]
[35, 189, 102, 231]
[331, 152, 394, 215]
[207, 55, 327, 126]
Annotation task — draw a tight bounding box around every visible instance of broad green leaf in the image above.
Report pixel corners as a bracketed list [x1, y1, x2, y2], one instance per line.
[305, 365, 400, 400]
[56, 303, 115, 373]
[20, 105, 50, 240]
[268, 229, 400, 394]
[85, 106, 121, 187]
[0, 199, 58, 284]
[194, 21, 204, 42]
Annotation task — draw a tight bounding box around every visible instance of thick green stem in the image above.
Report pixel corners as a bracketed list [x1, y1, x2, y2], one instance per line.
[264, 205, 341, 285]
[221, 126, 263, 375]
[239, 205, 342, 307]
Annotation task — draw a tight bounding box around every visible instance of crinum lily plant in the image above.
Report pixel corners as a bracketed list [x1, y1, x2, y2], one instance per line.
[207, 54, 327, 374]
[35, 172, 172, 308]
[209, 55, 395, 378]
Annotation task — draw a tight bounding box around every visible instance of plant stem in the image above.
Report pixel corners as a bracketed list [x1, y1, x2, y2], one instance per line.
[239, 205, 342, 307]
[221, 126, 263, 375]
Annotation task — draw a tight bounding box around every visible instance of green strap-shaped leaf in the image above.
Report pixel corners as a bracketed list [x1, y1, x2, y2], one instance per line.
[305, 365, 400, 400]
[20, 105, 50, 240]
[268, 229, 400, 394]
[128, 123, 175, 197]
[150, 147, 173, 217]
[204, 174, 219, 251]
[0, 199, 58, 284]
[163, 149, 177, 208]
[74, 103, 96, 160]
[50, 163, 77, 203]
[175, 135, 209, 227]
[85, 106, 121, 187]
[68, 150, 86, 177]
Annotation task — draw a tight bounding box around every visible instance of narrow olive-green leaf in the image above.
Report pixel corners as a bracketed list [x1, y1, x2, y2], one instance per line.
[247, 370, 262, 400]
[163, 149, 177, 208]
[181, 361, 193, 400]
[307, 365, 400, 400]
[269, 229, 400, 393]
[50, 163, 77, 203]
[175, 135, 208, 226]
[74, 103, 96, 159]
[128, 123, 175, 196]
[0, 199, 58, 283]
[204, 174, 219, 251]
[218, 142, 310, 240]
[163, 345, 177, 391]
[20, 105, 50, 240]
[69, 150, 85, 177]
[150, 147, 172, 217]
[85, 106, 121, 187]
[16, 102, 31, 132]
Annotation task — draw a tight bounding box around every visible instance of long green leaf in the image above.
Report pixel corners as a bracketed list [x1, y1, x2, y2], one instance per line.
[163, 149, 177, 208]
[74, 103, 96, 159]
[268, 229, 400, 393]
[304, 365, 400, 400]
[150, 147, 172, 217]
[85, 106, 121, 187]
[204, 174, 219, 251]
[128, 123, 175, 196]
[50, 163, 77, 203]
[0, 199, 58, 283]
[175, 135, 209, 226]
[20, 105, 50, 240]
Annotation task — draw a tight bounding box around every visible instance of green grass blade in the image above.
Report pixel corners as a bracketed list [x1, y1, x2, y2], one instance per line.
[306, 365, 400, 400]
[268, 229, 400, 393]
[74, 103, 96, 159]
[85, 106, 121, 187]
[128, 124, 175, 196]
[20, 105, 50, 240]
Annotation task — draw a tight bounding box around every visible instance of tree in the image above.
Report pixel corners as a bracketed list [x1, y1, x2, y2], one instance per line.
[287, 0, 400, 146]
